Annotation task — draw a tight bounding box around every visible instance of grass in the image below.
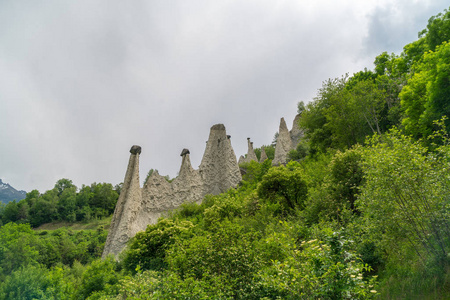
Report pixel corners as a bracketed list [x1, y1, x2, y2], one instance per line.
[34, 215, 112, 231]
[379, 264, 450, 300]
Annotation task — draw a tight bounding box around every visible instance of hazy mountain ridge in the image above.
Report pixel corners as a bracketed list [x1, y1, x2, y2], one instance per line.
[0, 179, 26, 204]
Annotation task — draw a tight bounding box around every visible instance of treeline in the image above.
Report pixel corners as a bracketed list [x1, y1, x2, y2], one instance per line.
[294, 7, 450, 155]
[0, 179, 120, 228]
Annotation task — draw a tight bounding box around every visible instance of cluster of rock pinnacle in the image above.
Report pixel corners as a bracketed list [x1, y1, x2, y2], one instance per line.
[103, 116, 302, 258]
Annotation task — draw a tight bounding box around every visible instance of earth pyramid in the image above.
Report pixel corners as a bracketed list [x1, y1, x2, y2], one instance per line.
[102, 124, 241, 258]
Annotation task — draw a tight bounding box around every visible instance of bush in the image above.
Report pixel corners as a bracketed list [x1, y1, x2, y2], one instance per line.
[75, 258, 120, 299]
[166, 221, 262, 298]
[122, 219, 193, 273]
[255, 231, 378, 299]
[257, 162, 308, 214]
[329, 146, 364, 212]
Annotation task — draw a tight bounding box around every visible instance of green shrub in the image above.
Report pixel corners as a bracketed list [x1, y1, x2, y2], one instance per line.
[122, 219, 193, 273]
[166, 221, 262, 298]
[0, 265, 52, 300]
[329, 146, 364, 212]
[257, 162, 308, 214]
[75, 258, 120, 299]
[255, 231, 378, 299]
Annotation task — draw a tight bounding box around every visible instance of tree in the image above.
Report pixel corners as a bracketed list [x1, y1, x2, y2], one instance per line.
[329, 146, 364, 212]
[422, 7, 450, 51]
[257, 162, 308, 213]
[0, 223, 39, 278]
[75, 258, 120, 299]
[123, 218, 194, 273]
[1, 201, 19, 224]
[299, 77, 343, 152]
[349, 80, 386, 136]
[58, 187, 77, 222]
[88, 183, 119, 217]
[400, 41, 450, 140]
[357, 129, 450, 268]
[54, 178, 76, 196]
[29, 189, 59, 226]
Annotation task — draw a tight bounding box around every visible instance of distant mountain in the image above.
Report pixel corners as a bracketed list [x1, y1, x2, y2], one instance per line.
[0, 179, 27, 204]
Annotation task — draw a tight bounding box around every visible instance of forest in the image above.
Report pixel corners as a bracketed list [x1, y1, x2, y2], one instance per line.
[0, 7, 449, 299]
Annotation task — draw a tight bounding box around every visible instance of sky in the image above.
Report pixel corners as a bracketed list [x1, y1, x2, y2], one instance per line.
[0, 0, 448, 193]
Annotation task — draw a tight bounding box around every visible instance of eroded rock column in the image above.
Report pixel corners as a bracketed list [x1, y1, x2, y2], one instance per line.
[272, 117, 294, 165]
[259, 147, 268, 162]
[290, 114, 303, 148]
[199, 124, 241, 195]
[246, 138, 258, 162]
[102, 145, 143, 259]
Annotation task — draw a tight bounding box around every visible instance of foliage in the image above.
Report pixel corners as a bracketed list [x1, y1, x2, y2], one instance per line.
[257, 161, 308, 214]
[256, 231, 378, 299]
[0, 223, 39, 279]
[357, 129, 450, 296]
[329, 146, 364, 212]
[122, 219, 194, 273]
[0, 180, 119, 227]
[421, 7, 450, 51]
[166, 221, 262, 298]
[0, 265, 55, 300]
[74, 258, 120, 299]
[254, 145, 275, 161]
[0, 223, 107, 289]
[287, 140, 310, 161]
[299, 70, 402, 154]
[300, 148, 363, 226]
[359, 129, 450, 263]
[400, 41, 450, 141]
[239, 159, 272, 188]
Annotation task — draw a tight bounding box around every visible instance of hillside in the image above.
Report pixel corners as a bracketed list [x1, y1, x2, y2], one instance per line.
[35, 215, 112, 231]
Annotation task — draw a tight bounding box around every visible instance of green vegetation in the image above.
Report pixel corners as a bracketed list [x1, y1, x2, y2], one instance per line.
[254, 145, 275, 161]
[0, 6, 450, 299]
[0, 179, 119, 228]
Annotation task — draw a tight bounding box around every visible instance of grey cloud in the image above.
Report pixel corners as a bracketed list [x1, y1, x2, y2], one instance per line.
[363, 0, 449, 57]
[1, 1, 447, 192]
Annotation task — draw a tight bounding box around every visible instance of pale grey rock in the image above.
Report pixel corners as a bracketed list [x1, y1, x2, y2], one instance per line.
[246, 138, 258, 162]
[272, 117, 294, 165]
[290, 114, 303, 148]
[172, 153, 203, 205]
[199, 124, 242, 195]
[103, 124, 242, 259]
[259, 147, 268, 163]
[102, 149, 142, 259]
[238, 138, 258, 164]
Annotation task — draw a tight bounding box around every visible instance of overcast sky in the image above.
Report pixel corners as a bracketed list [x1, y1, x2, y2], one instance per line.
[1, 0, 448, 193]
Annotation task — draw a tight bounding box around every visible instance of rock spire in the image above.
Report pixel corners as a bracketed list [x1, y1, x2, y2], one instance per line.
[272, 117, 294, 165]
[103, 125, 242, 258]
[237, 138, 258, 164]
[259, 147, 268, 162]
[102, 146, 143, 258]
[290, 114, 303, 147]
